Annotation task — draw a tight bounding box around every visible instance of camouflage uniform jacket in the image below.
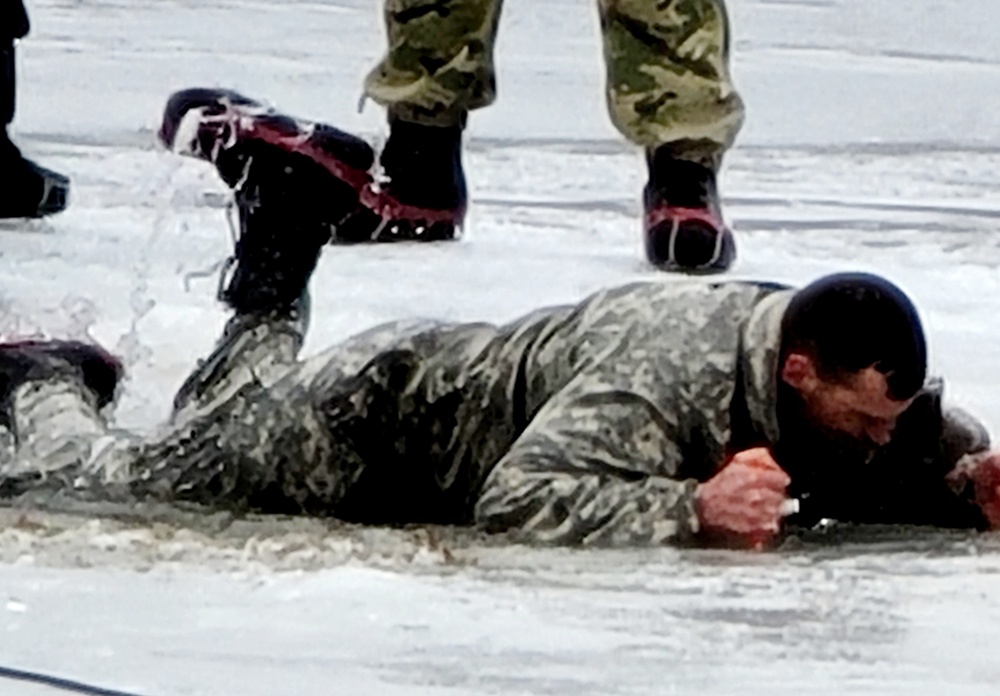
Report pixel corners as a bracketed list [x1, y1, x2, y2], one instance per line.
[466, 281, 991, 544]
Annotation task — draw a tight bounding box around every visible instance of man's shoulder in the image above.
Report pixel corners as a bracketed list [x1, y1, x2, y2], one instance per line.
[581, 278, 792, 314]
[605, 277, 791, 296]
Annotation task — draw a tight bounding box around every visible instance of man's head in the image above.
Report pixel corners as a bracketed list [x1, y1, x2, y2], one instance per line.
[779, 273, 926, 458]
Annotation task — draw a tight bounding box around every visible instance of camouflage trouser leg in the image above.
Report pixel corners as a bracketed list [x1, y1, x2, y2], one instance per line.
[0, 315, 310, 505]
[2, 317, 459, 518]
[363, 0, 504, 127]
[124, 319, 449, 516]
[4, 379, 108, 480]
[170, 312, 306, 419]
[599, 0, 743, 166]
[364, 0, 742, 163]
[120, 313, 324, 510]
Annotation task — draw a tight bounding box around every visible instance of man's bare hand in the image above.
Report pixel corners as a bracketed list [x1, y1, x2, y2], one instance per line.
[695, 447, 792, 548]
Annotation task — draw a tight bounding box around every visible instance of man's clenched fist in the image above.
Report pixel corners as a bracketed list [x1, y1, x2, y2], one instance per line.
[695, 447, 792, 548]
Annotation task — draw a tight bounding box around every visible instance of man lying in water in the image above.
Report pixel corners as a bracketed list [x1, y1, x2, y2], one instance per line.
[0, 142, 997, 548]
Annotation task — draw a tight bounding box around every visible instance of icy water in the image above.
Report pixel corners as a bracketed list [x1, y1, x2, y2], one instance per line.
[2, 506, 1000, 695]
[1, 0, 1000, 693]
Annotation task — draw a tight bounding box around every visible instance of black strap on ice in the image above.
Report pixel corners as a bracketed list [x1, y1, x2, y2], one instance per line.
[0, 664, 148, 696]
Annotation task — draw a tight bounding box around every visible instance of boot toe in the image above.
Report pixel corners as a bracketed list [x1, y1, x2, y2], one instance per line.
[645, 209, 736, 273]
[0, 158, 70, 219]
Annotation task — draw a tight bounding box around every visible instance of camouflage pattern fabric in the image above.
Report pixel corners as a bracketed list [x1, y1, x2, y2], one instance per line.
[599, 0, 744, 163]
[364, 0, 744, 163]
[364, 0, 503, 127]
[2, 280, 991, 546]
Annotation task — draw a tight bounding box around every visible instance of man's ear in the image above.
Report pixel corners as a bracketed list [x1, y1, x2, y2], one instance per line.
[781, 353, 818, 391]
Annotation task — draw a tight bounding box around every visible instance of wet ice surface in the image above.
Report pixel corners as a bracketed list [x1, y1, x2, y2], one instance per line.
[2, 509, 1000, 696]
[2, 0, 1000, 693]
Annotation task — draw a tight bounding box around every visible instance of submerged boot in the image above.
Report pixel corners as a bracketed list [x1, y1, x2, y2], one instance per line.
[356, 116, 467, 241]
[159, 87, 375, 243]
[0, 130, 69, 218]
[643, 149, 735, 273]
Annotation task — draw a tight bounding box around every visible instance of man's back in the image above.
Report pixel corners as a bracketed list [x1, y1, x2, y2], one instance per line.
[308, 280, 783, 527]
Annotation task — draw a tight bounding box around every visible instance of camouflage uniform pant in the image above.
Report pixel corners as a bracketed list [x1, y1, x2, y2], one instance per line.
[1, 315, 323, 509]
[364, 0, 744, 162]
[2, 314, 494, 522]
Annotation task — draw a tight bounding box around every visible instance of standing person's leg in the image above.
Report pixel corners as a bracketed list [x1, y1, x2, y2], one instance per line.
[0, 0, 30, 127]
[598, 0, 744, 272]
[359, 0, 504, 240]
[0, 0, 69, 218]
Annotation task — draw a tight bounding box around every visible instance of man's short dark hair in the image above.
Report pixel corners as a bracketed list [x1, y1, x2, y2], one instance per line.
[780, 273, 927, 400]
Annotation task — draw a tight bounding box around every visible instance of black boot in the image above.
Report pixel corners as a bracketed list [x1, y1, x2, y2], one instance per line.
[215, 140, 338, 316]
[159, 87, 375, 246]
[643, 148, 735, 273]
[0, 340, 123, 427]
[353, 116, 467, 241]
[0, 132, 69, 218]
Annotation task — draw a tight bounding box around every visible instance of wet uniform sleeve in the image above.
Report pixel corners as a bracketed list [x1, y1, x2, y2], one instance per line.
[474, 379, 703, 547]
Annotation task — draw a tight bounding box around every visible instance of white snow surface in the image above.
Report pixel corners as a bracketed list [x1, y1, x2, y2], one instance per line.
[1, 0, 1000, 694]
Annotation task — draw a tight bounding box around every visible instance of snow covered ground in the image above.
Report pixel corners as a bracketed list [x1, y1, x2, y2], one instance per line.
[1, 0, 999, 693]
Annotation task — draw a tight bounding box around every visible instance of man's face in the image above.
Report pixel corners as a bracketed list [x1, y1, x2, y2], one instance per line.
[781, 355, 915, 460]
